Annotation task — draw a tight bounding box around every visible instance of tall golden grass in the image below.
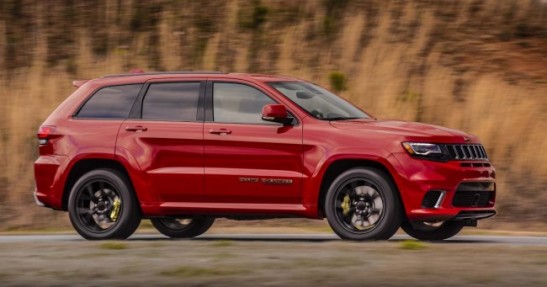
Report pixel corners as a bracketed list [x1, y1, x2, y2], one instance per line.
[0, 0, 546, 228]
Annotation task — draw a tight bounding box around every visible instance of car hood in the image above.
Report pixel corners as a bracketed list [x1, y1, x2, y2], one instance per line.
[329, 119, 478, 143]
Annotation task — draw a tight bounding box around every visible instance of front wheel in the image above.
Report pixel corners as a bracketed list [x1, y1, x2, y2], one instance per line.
[68, 169, 141, 240]
[401, 220, 465, 241]
[151, 217, 215, 238]
[325, 168, 402, 240]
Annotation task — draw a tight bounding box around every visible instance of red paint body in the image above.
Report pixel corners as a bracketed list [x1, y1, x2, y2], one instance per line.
[34, 73, 496, 222]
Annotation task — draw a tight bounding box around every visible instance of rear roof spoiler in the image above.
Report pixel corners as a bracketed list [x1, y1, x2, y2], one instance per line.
[72, 80, 89, 87]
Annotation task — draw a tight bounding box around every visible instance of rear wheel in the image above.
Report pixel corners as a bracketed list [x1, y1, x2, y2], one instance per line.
[325, 168, 402, 240]
[68, 169, 141, 240]
[401, 220, 465, 241]
[151, 217, 215, 238]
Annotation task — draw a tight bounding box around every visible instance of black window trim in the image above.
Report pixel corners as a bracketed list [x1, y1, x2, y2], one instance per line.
[128, 80, 206, 123]
[72, 83, 145, 120]
[205, 80, 299, 126]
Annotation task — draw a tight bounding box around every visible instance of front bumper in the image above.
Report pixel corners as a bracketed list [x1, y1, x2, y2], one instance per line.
[388, 152, 496, 222]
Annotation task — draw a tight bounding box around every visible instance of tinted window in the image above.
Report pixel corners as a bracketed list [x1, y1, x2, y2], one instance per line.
[76, 84, 142, 118]
[142, 82, 200, 121]
[213, 83, 275, 124]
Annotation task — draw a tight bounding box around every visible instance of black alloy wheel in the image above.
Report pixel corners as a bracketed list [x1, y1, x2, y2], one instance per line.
[325, 168, 402, 240]
[68, 169, 141, 240]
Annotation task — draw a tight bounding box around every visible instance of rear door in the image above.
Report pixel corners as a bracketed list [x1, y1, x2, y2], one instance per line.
[116, 78, 205, 203]
[203, 80, 304, 206]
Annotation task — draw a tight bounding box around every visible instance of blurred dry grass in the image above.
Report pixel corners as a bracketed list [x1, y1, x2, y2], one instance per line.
[0, 0, 546, 228]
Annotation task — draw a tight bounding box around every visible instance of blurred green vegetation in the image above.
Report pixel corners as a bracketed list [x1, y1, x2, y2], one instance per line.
[99, 242, 128, 250]
[329, 71, 348, 92]
[399, 240, 427, 250]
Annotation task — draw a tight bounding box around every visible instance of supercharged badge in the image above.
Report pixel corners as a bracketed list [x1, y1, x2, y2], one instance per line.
[239, 177, 293, 185]
[261, 178, 293, 185]
[239, 177, 259, 183]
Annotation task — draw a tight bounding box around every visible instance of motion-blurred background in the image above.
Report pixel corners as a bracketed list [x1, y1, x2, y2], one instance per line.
[0, 0, 545, 230]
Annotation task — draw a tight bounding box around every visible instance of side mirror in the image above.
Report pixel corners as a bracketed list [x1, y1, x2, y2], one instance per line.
[262, 104, 293, 125]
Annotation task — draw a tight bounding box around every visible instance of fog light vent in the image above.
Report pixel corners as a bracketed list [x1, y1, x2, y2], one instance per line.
[421, 190, 446, 208]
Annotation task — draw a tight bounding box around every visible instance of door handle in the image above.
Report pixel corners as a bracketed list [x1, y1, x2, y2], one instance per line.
[125, 125, 148, 132]
[209, 128, 232, 135]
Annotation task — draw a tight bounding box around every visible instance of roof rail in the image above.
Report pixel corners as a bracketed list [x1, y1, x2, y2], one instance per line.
[72, 80, 89, 87]
[102, 71, 226, 78]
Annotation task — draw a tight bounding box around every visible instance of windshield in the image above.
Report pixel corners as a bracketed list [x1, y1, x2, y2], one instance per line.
[268, 81, 370, 120]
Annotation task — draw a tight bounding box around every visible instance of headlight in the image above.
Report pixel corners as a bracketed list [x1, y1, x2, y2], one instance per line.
[402, 142, 450, 161]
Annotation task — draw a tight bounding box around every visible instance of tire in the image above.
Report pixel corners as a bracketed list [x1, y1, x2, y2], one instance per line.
[151, 217, 215, 238]
[401, 220, 465, 241]
[68, 169, 141, 240]
[324, 168, 402, 240]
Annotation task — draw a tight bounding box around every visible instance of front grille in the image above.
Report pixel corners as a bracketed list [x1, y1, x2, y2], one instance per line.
[452, 182, 495, 207]
[446, 144, 488, 160]
[453, 191, 493, 207]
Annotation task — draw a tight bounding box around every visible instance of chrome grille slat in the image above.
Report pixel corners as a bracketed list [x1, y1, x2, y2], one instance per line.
[479, 146, 486, 157]
[470, 145, 476, 157]
[463, 146, 470, 159]
[481, 146, 488, 158]
[476, 146, 482, 157]
[445, 144, 488, 160]
[458, 145, 466, 159]
[451, 146, 459, 159]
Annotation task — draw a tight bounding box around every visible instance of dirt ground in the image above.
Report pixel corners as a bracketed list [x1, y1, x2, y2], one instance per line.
[0, 232, 546, 287]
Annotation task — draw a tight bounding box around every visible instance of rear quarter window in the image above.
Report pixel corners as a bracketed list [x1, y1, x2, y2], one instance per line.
[75, 84, 142, 119]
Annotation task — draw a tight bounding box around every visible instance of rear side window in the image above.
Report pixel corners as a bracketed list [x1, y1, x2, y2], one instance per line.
[142, 82, 200, 121]
[76, 84, 142, 119]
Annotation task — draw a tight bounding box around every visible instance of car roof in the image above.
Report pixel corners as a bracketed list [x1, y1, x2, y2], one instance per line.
[80, 71, 302, 88]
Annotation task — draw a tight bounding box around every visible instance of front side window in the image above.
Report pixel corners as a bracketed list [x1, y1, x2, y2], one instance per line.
[268, 81, 370, 120]
[76, 84, 142, 119]
[213, 83, 275, 124]
[142, 82, 200, 121]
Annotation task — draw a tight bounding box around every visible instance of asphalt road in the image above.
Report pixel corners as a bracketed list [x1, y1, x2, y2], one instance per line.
[1, 233, 546, 245]
[1, 232, 546, 286]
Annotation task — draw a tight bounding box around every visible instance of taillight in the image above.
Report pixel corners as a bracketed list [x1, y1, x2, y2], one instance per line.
[37, 125, 56, 145]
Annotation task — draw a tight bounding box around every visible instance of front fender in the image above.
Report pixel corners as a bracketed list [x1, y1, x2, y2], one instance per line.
[301, 151, 402, 218]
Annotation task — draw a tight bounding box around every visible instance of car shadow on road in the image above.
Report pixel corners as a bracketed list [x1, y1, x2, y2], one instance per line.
[124, 235, 497, 244]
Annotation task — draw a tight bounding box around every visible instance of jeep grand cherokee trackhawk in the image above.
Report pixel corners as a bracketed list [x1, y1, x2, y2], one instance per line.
[33, 71, 496, 240]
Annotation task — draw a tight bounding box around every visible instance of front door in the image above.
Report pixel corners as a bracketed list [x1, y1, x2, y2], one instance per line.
[203, 81, 303, 206]
[116, 80, 205, 203]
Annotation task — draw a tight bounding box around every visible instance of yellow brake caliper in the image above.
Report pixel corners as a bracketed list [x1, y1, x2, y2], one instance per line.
[341, 195, 351, 215]
[110, 199, 121, 221]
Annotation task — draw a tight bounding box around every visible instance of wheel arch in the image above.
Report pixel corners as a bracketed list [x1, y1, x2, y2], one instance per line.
[317, 158, 406, 218]
[62, 158, 138, 211]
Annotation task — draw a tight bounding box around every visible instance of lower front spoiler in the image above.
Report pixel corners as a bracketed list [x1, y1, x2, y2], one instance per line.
[410, 210, 497, 228]
[408, 207, 496, 222]
[452, 210, 497, 221]
[449, 210, 497, 227]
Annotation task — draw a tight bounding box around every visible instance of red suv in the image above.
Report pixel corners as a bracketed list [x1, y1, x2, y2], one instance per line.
[34, 72, 496, 240]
